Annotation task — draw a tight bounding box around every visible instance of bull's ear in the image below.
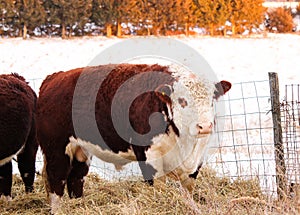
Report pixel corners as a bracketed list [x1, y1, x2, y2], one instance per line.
[155, 84, 173, 103]
[214, 80, 231, 100]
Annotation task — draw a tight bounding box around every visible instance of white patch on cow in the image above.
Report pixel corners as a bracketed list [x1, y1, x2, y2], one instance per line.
[24, 173, 29, 178]
[145, 126, 179, 177]
[42, 154, 50, 197]
[0, 144, 25, 166]
[0, 194, 12, 202]
[65, 139, 92, 164]
[66, 136, 136, 171]
[166, 103, 173, 120]
[49, 193, 62, 215]
[145, 65, 217, 188]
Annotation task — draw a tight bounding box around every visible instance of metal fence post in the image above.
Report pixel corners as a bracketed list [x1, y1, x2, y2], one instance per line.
[269, 72, 287, 199]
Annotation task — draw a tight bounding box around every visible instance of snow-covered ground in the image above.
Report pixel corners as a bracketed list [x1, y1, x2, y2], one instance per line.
[1, 33, 300, 194]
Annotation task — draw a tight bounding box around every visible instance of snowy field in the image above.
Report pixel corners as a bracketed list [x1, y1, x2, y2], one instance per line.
[1, 33, 300, 194]
[1, 34, 299, 93]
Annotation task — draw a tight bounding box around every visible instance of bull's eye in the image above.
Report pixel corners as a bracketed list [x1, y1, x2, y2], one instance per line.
[178, 97, 188, 108]
[156, 85, 172, 97]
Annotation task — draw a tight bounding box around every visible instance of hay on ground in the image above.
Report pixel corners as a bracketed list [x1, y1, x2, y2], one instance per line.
[0, 167, 299, 215]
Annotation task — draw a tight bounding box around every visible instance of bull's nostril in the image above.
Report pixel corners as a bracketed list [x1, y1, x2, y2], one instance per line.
[196, 123, 213, 135]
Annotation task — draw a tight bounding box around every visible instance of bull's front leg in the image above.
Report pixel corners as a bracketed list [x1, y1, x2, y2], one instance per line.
[131, 145, 157, 185]
[44, 153, 72, 214]
[188, 162, 203, 179]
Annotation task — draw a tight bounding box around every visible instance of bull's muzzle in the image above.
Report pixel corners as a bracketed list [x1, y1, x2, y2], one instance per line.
[189, 122, 213, 136]
[196, 122, 213, 135]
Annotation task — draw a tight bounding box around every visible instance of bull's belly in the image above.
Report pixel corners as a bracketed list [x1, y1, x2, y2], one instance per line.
[66, 136, 136, 171]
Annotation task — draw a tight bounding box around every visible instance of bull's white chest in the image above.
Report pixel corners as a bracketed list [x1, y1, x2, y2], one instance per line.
[145, 127, 210, 179]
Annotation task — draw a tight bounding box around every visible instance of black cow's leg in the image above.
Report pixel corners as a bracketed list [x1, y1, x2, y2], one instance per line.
[45, 153, 71, 197]
[17, 119, 38, 193]
[67, 159, 89, 198]
[0, 161, 12, 197]
[131, 145, 156, 185]
[188, 162, 203, 179]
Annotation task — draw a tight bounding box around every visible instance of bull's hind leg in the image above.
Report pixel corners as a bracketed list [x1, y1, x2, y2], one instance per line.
[0, 161, 12, 198]
[44, 153, 72, 214]
[66, 159, 89, 198]
[45, 154, 71, 197]
[17, 120, 38, 192]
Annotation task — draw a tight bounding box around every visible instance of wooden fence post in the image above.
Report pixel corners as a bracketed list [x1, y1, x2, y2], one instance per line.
[269, 72, 287, 199]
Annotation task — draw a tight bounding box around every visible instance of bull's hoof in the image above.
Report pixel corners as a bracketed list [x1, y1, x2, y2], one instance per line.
[0, 195, 12, 204]
[145, 179, 154, 186]
[181, 177, 195, 192]
[25, 185, 34, 193]
[49, 193, 62, 215]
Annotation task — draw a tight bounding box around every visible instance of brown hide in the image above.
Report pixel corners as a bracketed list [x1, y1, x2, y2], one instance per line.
[0, 73, 38, 196]
[37, 64, 175, 198]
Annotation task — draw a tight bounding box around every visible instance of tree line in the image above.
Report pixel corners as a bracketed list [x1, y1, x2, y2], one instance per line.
[0, 0, 286, 39]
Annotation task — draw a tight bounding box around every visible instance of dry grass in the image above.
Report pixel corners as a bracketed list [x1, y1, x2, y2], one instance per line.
[1, 167, 299, 215]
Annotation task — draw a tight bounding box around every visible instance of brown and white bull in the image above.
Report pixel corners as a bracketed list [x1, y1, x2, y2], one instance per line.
[36, 64, 231, 213]
[0, 73, 38, 200]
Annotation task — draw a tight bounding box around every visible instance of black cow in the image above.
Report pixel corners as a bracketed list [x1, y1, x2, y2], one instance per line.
[0, 73, 38, 200]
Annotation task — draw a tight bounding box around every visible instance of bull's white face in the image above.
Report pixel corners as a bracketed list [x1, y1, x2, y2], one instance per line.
[173, 73, 218, 173]
[168, 65, 217, 142]
[170, 78, 215, 139]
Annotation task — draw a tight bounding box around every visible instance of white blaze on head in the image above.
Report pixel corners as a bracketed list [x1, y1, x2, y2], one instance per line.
[169, 65, 216, 140]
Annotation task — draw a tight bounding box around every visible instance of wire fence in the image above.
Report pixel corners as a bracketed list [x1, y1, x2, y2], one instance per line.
[207, 80, 277, 196]
[281, 84, 300, 192]
[27, 78, 44, 93]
